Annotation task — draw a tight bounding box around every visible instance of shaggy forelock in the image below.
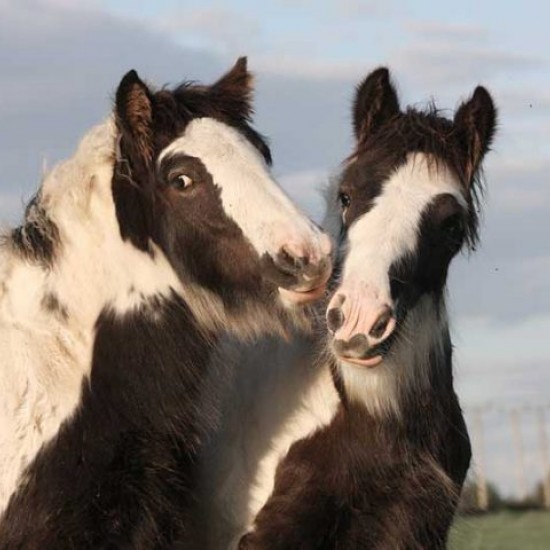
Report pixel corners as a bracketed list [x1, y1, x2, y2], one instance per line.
[348, 104, 485, 250]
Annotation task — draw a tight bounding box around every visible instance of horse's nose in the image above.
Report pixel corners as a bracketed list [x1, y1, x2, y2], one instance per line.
[369, 305, 393, 340]
[327, 305, 345, 333]
[262, 243, 332, 305]
[326, 291, 396, 365]
[333, 333, 370, 358]
[276, 246, 310, 276]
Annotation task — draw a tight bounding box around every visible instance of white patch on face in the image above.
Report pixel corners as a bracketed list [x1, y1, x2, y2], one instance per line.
[0, 119, 183, 516]
[159, 118, 331, 265]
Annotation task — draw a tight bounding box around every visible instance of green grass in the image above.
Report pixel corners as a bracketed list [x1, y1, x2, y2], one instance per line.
[450, 511, 550, 550]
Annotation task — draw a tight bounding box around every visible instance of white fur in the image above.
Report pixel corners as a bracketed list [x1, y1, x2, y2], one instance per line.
[340, 295, 447, 417]
[197, 335, 339, 549]
[159, 118, 331, 263]
[341, 153, 465, 310]
[0, 118, 186, 515]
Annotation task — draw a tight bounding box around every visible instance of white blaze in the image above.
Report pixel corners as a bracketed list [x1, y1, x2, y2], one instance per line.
[159, 118, 330, 263]
[342, 153, 466, 305]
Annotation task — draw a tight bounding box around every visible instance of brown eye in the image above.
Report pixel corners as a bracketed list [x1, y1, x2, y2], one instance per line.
[169, 174, 194, 190]
[338, 192, 351, 209]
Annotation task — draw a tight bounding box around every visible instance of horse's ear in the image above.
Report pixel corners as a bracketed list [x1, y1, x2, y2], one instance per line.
[115, 70, 154, 165]
[353, 67, 400, 141]
[210, 56, 254, 120]
[454, 86, 497, 184]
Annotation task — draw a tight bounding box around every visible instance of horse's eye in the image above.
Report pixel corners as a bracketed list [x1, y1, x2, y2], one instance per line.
[338, 192, 351, 209]
[441, 214, 464, 244]
[169, 174, 194, 190]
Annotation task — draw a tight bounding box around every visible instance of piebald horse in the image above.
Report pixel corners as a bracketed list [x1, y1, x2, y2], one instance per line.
[0, 58, 331, 547]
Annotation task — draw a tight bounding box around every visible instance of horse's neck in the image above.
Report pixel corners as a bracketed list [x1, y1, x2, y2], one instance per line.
[339, 293, 452, 419]
[0, 134, 185, 513]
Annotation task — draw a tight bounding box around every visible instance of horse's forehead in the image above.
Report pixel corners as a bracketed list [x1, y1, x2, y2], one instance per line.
[158, 117, 259, 167]
[381, 153, 465, 203]
[348, 153, 466, 245]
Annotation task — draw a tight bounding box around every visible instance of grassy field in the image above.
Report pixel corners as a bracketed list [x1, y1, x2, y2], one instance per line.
[450, 511, 550, 549]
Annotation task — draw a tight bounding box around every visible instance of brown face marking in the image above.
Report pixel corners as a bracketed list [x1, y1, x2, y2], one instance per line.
[154, 153, 267, 308]
[111, 60, 279, 312]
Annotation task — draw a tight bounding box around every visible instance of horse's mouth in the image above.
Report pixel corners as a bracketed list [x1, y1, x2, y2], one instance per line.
[334, 330, 398, 369]
[339, 354, 384, 368]
[278, 282, 327, 306]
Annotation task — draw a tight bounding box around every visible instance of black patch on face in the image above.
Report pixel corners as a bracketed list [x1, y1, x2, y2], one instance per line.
[338, 157, 386, 228]
[10, 195, 60, 268]
[0, 294, 224, 546]
[154, 153, 267, 309]
[389, 193, 466, 313]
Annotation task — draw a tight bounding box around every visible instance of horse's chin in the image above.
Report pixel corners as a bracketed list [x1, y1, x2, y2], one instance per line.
[338, 355, 384, 368]
[278, 283, 327, 307]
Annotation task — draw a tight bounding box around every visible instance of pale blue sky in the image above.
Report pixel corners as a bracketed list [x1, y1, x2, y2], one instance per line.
[1, 0, 549, 496]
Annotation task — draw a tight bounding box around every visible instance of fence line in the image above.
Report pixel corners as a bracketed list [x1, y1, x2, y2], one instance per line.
[464, 403, 550, 509]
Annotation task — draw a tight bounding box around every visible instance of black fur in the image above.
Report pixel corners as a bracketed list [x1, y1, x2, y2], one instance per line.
[240, 337, 471, 550]
[10, 194, 60, 267]
[0, 295, 220, 547]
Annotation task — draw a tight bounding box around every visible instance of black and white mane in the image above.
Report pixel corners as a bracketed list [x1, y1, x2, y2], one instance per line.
[0, 58, 331, 547]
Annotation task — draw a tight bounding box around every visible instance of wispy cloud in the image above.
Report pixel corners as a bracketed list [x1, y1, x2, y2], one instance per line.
[154, 7, 262, 54]
[393, 44, 543, 89]
[406, 20, 489, 43]
[335, 0, 394, 17]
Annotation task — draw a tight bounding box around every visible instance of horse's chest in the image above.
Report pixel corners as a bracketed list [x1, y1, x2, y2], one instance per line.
[247, 369, 339, 522]
[205, 351, 339, 549]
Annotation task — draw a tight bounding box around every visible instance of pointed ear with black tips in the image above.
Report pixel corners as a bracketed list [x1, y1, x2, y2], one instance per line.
[353, 67, 400, 142]
[454, 86, 497, 184]
[210, 56, 254, 121]
[115, 69, 154, 166]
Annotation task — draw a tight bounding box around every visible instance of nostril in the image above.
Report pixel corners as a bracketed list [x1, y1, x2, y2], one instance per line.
[327, 307, 345, 333]
[333, 334, 369, 357]
[278, 248, 308, 273]
[303, 256, 329, 279]
[369, 306, 393, 339]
